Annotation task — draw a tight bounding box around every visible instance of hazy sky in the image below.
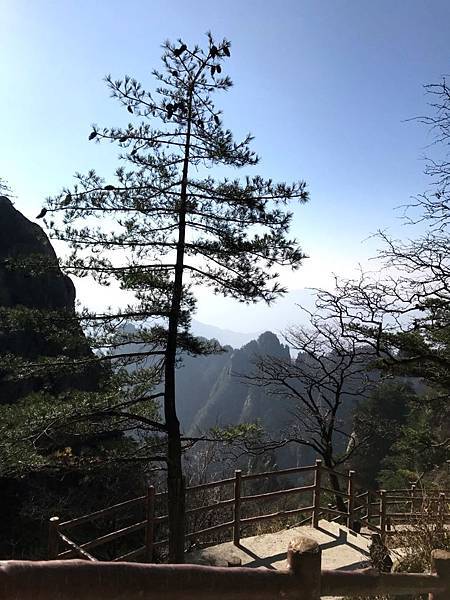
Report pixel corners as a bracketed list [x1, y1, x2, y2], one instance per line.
[1, 1, 449, 333]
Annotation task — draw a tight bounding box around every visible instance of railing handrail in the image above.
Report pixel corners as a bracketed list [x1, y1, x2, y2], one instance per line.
[241, 463, 316, 481]
[48, 461, 449, 562]
[9, 541, 450, 600]
[59, 495, 147, 530]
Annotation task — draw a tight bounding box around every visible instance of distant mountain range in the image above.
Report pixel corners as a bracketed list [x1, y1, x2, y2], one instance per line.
[176, 330, 303, 467]
[112, 322, 365, 468]
[190, 320, 261, 349]
[178, 331, 293, 434]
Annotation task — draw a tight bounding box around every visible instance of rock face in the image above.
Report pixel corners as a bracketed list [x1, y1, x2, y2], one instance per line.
[0, 196, 101, 403]
[0, 196, 75, 310]
[175, 331, 302, 468]
[178, 332, 369, 468]
[175, 347, 233, 428]
[187, 331, 294, 436]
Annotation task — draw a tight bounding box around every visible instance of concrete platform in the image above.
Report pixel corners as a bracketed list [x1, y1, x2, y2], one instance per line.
[186, 519, 372, 572]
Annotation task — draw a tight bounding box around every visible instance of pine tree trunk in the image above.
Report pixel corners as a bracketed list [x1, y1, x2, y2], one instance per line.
[164, 364, 185, 563]
[164, 233, 187, 563]
[164, 87, 193, 563]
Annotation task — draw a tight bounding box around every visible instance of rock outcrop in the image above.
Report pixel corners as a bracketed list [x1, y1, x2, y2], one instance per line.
[0, 196, 102, 403]
[187, 331, 294, 435]
[0, 196, 75, 310]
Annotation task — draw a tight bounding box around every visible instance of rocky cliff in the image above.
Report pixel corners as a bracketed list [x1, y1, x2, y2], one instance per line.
[187, 331, 294, 435]
[0, 197, 75, 310]
[0, 196, 102, 403]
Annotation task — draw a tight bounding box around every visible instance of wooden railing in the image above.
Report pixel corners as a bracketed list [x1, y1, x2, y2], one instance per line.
[5, 537, 450, 599]
[47, 459, 450, 562]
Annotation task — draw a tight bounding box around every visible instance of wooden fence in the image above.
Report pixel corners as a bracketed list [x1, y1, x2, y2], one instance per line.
[3, 536, 450, 599]
[47, 459, 450, 562]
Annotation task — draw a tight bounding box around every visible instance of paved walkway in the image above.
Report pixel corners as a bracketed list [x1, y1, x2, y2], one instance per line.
[186, 519, 372, 599]
[186, 519, 372, 571]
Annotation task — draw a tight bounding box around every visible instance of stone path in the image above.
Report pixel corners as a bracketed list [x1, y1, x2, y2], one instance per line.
[186, 519, 371, 571]
[186, 519, 372, 598]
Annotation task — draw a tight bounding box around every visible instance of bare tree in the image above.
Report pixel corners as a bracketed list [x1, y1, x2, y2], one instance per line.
[249, 312, 375, 509]
[306, 76, 450, 475]
[406, 76, 450, 229]
[311, 76, 450, 369]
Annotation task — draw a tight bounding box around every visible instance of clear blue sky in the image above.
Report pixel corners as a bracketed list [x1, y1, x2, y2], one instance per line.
[1, 0, 449, 333]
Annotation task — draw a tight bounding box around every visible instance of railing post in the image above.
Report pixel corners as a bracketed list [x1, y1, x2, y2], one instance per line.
[347, 470, 355, 529]
[430, 548, 450, 599]
[233, 469, 242, 545]
[410, 483, 416, 515]
[145, 485, 155, 562]
[379, 490, 387, 542]
[438, 492, 446, 515]
[312, 459, 322, 528]
[438, 492, 446, 531]
[367, 490, 372, 523]
[287, 536, 322, 600]
[48, 516, 60, 560]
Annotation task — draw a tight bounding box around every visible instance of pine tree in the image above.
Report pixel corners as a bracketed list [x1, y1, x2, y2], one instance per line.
[43, 34, 309, 561]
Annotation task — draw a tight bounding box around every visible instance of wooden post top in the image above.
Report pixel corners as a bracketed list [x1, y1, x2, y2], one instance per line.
[288, 537, 320, 554]
[431, 549, 450, 564]
[431, 549, 450, 599]
[287, 536, 321, 599]
[287, 537, 321, 571]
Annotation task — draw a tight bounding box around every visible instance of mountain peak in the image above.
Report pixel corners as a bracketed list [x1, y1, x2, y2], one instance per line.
[191, 319, 260, 349]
